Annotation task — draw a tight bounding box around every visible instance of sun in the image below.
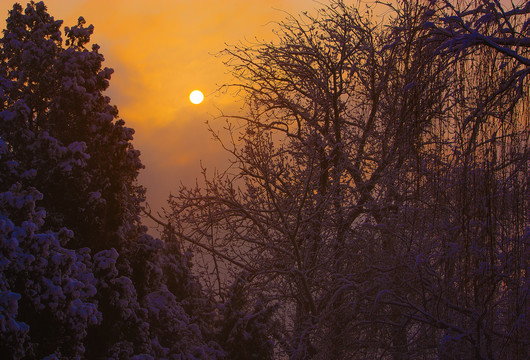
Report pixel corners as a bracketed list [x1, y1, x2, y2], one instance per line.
[189, 90, 204, 104]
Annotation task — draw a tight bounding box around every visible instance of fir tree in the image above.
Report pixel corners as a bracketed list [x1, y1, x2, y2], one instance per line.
[0, 1, 144, 252]
[1, 2, 223, 358]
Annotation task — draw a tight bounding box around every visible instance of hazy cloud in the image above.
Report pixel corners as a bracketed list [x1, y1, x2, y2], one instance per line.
[0, 0, 313, 217]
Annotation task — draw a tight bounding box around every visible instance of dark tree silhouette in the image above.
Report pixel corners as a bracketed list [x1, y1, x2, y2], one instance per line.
[162, 1, 529, 358]
[0, 1, 143, 252]
[0, 2, 224, 358]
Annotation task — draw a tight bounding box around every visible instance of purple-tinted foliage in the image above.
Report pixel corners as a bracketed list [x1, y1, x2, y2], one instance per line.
[1, 2, 226, 359]
[0, 182, 101, 358]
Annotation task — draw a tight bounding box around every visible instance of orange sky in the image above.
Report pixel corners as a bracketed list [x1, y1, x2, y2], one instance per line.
[0, 0, 314, 226]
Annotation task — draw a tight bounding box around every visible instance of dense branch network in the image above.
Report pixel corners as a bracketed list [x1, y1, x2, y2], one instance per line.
[160, 1, 529, 359]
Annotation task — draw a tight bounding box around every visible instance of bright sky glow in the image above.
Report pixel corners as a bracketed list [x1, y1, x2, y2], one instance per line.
[0, 0, 314, 220]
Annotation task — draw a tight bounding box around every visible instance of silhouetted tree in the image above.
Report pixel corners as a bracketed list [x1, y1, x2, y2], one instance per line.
[216, 273, 275, 360]
[0, 1, 143, 252]
[0, 141, 100, 358]
[163, 1, 529, 358]
[0, 2, 224, 358]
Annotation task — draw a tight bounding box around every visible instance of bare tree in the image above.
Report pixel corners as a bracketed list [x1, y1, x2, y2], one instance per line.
[380, 1, 530, 358]
[155, 1, 529, 358]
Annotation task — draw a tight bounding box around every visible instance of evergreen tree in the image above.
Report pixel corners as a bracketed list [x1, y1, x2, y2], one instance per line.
[1, 2, 223, 358]
[0, 140, 101, 358]
[0, 1, 144, 252]
[217, 273, 275, 360]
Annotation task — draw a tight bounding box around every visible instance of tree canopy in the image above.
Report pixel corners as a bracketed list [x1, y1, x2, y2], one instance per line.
[0, 2, 233, 358]
[162, 0, 530, 358]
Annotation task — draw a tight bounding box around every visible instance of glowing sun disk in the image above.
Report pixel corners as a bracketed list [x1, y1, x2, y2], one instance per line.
[189, 90, 204, 104]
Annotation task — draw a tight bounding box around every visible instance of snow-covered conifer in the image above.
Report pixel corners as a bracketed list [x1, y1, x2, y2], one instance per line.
[1, 2, 223, 358]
